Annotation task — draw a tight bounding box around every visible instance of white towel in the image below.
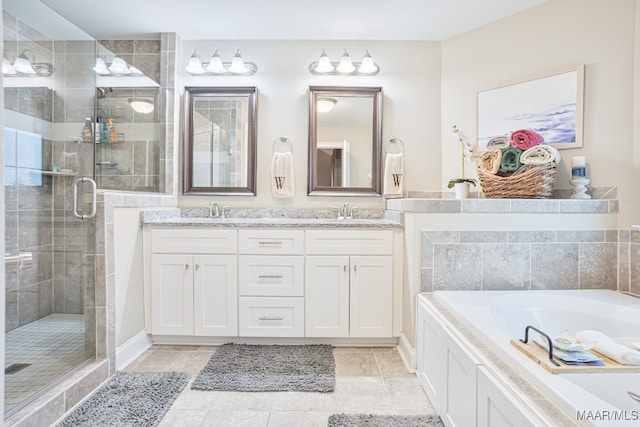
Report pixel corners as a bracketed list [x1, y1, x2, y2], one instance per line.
[271, 151, 294, 198]
[383, 152, 404, 197]
[576, 330, 640, 365]
[520, 144, 561, 165]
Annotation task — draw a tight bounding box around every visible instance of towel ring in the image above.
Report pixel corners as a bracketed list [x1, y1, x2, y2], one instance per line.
[384, 137, 404, 154]
[272, 137, 293, 153]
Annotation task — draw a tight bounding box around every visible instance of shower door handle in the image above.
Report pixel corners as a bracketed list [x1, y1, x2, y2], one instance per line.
[73, 177, 97, 220]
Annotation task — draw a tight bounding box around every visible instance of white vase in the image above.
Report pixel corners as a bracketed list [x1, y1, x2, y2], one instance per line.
[454, 182, 470, 199]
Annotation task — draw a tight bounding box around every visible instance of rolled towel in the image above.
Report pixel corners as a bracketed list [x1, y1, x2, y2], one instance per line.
[520, 144, 561, 165]
[479, 149, 502, 174]
[499, 146, 523, 173]
[510, 129, 544, 150]
[486, 135, 510, 149]
[510, 164, 536, 176]
[576, 330, 640, 365]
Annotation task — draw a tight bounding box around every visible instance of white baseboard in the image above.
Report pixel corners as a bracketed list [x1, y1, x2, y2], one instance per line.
[115, 330, 153, 370]
[397, 332, 416, 373]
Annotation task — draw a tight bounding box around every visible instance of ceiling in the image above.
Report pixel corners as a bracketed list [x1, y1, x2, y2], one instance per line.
[33, 0, 547, 41]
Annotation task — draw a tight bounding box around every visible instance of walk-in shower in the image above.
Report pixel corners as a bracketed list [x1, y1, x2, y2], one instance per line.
[2, 0, 164, 418]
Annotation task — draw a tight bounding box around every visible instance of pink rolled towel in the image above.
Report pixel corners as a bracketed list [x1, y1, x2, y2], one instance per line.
[510, 129, 544, 150]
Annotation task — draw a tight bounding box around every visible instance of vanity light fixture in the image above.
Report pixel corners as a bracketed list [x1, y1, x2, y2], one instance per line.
[129, 98, 154, 114]
[4, 50, 53, 77]
[317, 97, 337, 113]
[309, 49, 379, 76]
[94, 56, 149, 76]
[93, 57, 109, 75]
[185, 49, 257, 76]
[107, 57, 130, 75]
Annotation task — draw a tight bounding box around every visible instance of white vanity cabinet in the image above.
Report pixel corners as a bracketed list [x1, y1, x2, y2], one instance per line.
[238, 230, 305, 337]
[149, 228, 238, 336]
[305, 230, 393, 338]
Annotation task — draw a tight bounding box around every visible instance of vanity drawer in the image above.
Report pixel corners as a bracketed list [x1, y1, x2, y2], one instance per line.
[151, 228, 237, 254]
[239, 230, 304, 254]
[238, 297, 304, 337]
[238, 256, 304, 297]
[305, 230, 393, 255]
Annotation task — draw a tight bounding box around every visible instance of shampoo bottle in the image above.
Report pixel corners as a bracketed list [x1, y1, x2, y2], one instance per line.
[101, 120, 108, 143]
[108, 119, 118, 143]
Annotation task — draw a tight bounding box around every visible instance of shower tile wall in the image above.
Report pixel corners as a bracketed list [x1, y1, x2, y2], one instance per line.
[96, 40, 163, 192]
[420, 229, 619, 292]
[3, 12, 95, 331]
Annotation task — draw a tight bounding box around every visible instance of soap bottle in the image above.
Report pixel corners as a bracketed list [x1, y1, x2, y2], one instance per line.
[82, 117, 93, 143]
[100, 120, 109, 143]
[108, 119, 118, 143]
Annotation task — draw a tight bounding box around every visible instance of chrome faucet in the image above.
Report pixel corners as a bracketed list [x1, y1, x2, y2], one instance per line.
[342, 203, 349, 219]
[209, 202, 220, 218]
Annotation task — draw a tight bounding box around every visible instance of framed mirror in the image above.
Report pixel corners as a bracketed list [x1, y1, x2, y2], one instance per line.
[183, 86, 257, 195]
[308, 86, 382, 196]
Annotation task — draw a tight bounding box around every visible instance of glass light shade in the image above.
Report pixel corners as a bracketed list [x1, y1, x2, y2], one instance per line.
[206, 49, 226, 73]
[314, 49, 334, 73]
[2, 56, 17, 75]
[129, 98, 154, 114]
[13, 53, 36, 74]
[108, 57, 130, 74]
[229, 49, 248, 74]
[336, 50, 355, 74]
[317, 97, 337, 113]
[357, 50, 377, 74]
[185, 50, 205, 74]
[93, 57, 109, 75]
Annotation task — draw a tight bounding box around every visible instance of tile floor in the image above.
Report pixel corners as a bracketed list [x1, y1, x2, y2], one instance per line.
[124, 345, 437, 427]
[4, 314, 88, 414]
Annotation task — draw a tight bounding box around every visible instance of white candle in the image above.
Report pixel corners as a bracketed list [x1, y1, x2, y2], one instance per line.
[571, 156, 586, 177]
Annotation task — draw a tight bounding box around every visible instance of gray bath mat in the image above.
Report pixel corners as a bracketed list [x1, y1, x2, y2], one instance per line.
[328, 413, 445, 427]
[57, 371, 189, 427]
[191, 343, 335, 392]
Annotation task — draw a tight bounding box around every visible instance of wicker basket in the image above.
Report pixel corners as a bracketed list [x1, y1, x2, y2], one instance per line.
[477, 162, 557, 199]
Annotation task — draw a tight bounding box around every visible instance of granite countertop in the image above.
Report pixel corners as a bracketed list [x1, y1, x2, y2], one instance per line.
[141, 208, 403, 229]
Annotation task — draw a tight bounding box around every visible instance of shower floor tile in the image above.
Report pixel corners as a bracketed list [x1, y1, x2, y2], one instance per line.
[4, 313, 87, 413]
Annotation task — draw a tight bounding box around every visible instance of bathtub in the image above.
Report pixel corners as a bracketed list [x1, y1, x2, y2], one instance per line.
[429, 289, 640, 426]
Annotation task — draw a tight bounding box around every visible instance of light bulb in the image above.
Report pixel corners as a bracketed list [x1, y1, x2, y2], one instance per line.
[229, 49, 248, 74]
[185, 50, 205, 74]
[206, 49, 226, 73]
[357, 50, 378, 74]
[13, 52, 36, 74]
[108, 57, 130, 74]
[336, 49, 355, 74]
[93, 57, 109, 75]
[314, 49, 334, 73]
[2, 56, 16, 75]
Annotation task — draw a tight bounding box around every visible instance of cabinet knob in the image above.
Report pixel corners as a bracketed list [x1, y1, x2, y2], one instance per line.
[343, 265, 347, 272]
[185, 264, 189, 270]
[354, 265, 357, 272]
[195, 264, 200, 270]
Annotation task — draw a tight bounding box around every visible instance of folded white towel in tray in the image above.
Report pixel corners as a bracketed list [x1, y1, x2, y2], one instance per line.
[576, 330, 640, 365]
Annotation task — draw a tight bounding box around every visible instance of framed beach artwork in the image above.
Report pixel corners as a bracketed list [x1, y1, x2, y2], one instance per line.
[475, 65, 584, 153]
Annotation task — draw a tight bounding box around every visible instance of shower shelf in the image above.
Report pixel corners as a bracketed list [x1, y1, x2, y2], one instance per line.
[42, 171, 78, 177]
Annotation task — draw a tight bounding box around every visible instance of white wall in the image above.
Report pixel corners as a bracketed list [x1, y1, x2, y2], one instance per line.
[179, 40, 441, 208]
[113, 208, 145, 347]
[441, 0, 638, 227]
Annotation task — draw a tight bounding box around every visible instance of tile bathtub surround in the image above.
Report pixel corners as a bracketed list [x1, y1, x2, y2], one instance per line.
[121, 345, 436, 427]
[421, 229, 619, 292]
[629, 229, 640, 296]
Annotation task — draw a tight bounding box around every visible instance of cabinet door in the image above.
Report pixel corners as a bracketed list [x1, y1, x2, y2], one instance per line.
[349, 255, 392, 337]
[150, 254, 194, 335]
[193, 255, 238, 336]
[305, 256, 349, 337]
[443, 332, 480, 427]
[417, 297, 446, 413]
[477, 367, 538, 427]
